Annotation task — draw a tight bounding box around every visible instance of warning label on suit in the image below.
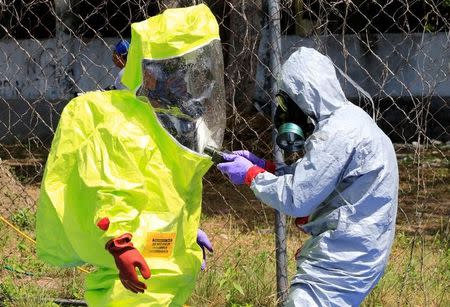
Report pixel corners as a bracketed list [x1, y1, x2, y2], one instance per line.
[143, 232, 176, 258]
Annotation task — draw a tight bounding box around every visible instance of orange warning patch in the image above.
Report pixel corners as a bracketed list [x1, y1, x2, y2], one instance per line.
[143, 232, 176, 258]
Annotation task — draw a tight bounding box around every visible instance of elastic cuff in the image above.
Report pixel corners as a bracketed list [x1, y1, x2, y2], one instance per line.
[244, 165, 266, 186]
[105, 233, 134, 251]
[264, 160, 276, 173]
[294, 217, 309, 234]
[294, 216, 309, 226]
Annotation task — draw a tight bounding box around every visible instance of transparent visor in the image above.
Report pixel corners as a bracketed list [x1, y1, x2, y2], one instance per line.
[137, 40, 226, 154]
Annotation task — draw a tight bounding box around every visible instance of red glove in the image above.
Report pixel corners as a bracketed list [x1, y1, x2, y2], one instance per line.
[106, 233, 151, 293]
[294, 216, 309, 234]
[263, 160, 276, 173]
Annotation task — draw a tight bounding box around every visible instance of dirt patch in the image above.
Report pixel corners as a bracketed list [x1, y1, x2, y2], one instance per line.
[0, 162, 35, 219]
[202, 168, 275, 230]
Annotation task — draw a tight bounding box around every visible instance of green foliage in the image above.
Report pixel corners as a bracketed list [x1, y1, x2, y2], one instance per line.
[190, 245, 275, 306]
[362, 233, 450, 306]
[11, 209, 35, 231]
[424, 22, 436, 33]
[0, 226, 84, 306]
[0, 275, 54, 306]
[1, 204, 449, 306]
[189, 228, 449, 306]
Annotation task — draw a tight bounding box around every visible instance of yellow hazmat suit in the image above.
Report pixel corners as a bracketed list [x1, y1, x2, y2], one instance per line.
[37, 5, 223, 305]
[37, 90, 212, 306]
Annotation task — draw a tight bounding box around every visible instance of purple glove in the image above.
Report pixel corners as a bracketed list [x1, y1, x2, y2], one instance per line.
[217, 153, 254, 185]
[233, 150, 265, 168]
[217, 154, 254, 184]
[197, 229, 213, 271]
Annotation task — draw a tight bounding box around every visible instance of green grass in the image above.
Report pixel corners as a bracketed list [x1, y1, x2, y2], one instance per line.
[188, 216, 449, 307]
[0, 219, 448, 306]
[0, 216, 448, 306]
[363, 233, 449, 306]
[0, 211, 448, 307]
[0, 223, 84, 306]
[10, 208, 35, 231]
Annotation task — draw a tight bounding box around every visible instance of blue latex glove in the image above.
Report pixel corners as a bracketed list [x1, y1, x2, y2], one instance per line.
[233, 150, 265, 168]
[197, 229, 213, 271]
[217, 153, 254, 185]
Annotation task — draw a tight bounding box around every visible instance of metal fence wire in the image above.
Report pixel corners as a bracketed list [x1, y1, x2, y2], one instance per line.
[0, 0, 449, 306]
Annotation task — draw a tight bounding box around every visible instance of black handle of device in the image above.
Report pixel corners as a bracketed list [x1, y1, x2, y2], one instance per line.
[204, 146, 231, 164]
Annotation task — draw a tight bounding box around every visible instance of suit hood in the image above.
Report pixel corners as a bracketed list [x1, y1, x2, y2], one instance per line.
[279, 47, 348, 122]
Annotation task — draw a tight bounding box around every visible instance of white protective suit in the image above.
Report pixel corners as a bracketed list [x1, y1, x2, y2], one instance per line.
[250, 47, 398, 306]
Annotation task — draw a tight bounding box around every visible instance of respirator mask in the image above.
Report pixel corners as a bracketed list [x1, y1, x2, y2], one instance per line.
[274, 91, 314, 152]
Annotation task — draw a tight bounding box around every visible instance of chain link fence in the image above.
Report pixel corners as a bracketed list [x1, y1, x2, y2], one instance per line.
[0, 0, 449, 306]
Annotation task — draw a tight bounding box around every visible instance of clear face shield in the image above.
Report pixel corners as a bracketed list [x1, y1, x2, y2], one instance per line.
[274, 91, 315, 152]
[137, 40, 226, 154]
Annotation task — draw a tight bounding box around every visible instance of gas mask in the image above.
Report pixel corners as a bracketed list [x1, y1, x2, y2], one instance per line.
[274, 91, 314, 152]
[137, 40, 226, 153]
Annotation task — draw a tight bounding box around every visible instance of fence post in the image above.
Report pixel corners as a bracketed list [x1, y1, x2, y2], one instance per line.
[266, 0, 289, 304]
[54, 0, 75, 99]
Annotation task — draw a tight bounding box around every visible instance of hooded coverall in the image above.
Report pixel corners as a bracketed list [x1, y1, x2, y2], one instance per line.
[250, 47, 399, 306]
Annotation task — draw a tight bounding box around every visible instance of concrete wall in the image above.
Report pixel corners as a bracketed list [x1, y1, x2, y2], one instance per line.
[0, 37, 120, 101]
[281, 32, 450, 99]
[0, 37, 121, 144]
[0, 33, 449, 144]
[279, 33, 450, 142]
